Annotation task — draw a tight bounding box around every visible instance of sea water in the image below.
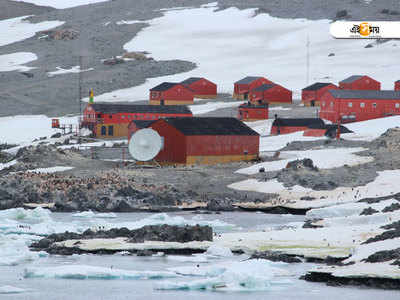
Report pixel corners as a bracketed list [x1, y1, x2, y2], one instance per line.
[0, 209, 399, 299]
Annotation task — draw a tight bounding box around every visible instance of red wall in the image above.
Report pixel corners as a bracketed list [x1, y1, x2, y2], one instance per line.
[395, 82, 400, 91]
[234, 77, 272, 95]
[250, 85, 292, 104]
[301, 84, 338, 104]
[270, 125, 310, 135]
[303, 129, 327, 137]
[185, 79, 217, 96]
[238, 106, 268, 120]
[319, 92, 400, 123]
[339, 76, 380, 90]
[149, 84, 194, 102]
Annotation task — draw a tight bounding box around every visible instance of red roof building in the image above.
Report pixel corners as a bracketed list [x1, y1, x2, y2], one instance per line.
[233, 76, 273, 100]
[82, 103, 192, 138]
[339, 75, 380, 90]
[181, 77, 217, 99]
[238, 103, 269, 121]
[395, 80, 400, 91]
[270, 118, 325, 135]
[149, 82, 194, 105]
[149, 117, 259, 165]
[319, 90, 400, 123]
[249, 84, 292, 104]
[301, 82, 339, 107]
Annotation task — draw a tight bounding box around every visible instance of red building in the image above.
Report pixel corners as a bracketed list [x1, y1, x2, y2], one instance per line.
[249, 84, 292, 104]
[339, 75, 380, 90]
[127, 120, 156, 140]
[149, 82, 194, 105]
[395, 80, 400, 91]
[319, 90, 400, 123]
[270, 118, 325, 135]
[181, 77, 217, 99]
[303, 124, 352, 138]
[233, 76, 273, 100]
[148, 117, 259, 165]
[238, 103, 268, 121]
[82, 103, 192, 138]
[301, 82, 338, 107]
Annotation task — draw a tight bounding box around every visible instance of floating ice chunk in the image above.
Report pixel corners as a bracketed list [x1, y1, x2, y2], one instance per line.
[0, 285, 27, 294]
[167, 254, 208, 263]
[24, 265, 178, 280]
[0, 207, 52, 223]
[73, 211, 117, 219]
[205, 245, 233, 257]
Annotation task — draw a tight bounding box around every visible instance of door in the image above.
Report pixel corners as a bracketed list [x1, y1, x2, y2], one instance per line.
[244, 93, 248, 100]
[108, 125, 114, 136]
[101, 126, 106, 136]
[311, 100, 315, 107]
[160, 99, 165, 105]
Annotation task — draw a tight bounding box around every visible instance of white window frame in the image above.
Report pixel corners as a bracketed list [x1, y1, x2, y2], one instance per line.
[360, 103, 365, 108]
[348, 102, 352, 108]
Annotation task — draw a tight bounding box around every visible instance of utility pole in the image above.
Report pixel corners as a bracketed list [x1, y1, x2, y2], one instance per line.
[306, 34, 310, 86]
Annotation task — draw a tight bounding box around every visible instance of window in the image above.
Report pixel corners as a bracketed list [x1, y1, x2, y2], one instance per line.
[108, 125, 114, 136]
[122, 115, 125, 119]
[360, 103, 365, 108]
[101, 126, 106, 136]
[322, 101, 325, 106]
[330, 102, 334, 107]
[348, 102, 352, 108]
[396, 103, 400, 108]
[373, 103, 377, 108]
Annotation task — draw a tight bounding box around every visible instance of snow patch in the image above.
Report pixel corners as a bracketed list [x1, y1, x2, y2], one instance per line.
[11, 0, 110, 9]
[47, 66, 94, 77]
[0, 52, 37, 72]
[26, 166, 75, 173]
[189, 101, 245, 115]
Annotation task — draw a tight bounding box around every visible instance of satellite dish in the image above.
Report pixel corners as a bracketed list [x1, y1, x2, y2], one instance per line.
[128, 128, 162, 161]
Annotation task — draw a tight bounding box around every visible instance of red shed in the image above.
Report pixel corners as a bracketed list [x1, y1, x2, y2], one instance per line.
[319, 90, 400, 123]
[127, 120, 156, 140]
[181, 77, 217, 99]
[82, 103, 192, 138]
[301, 82, 339, 107]
[233, 76, 273, 100]
[339, 75, 380, 90]
[303, 124, 352, 138]
[149, 82, 194, 105]
[238, 102, 268, 121]
[149, 117, 260, 165]
[249, 84, 292, 104]
[270, 118, 325, 135]
[395, 80, 400, 91]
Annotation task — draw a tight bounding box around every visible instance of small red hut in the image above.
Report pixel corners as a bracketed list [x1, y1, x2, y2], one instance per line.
[270, 118, 325, 135]
[319, 90, 400, 123]
[149, 82, 194, 105]
[301, 82, 338, 107]
[181, 77, 217, 99]
[149, 117, 259, 165]
[233, 76, 273, 100]
[249, 84, 292, 104]
[339, 75, 380, 90]
[395, 80, 400, 91]
[238, 103, 268, 121]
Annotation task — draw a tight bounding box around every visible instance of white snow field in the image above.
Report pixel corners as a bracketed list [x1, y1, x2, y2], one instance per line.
[237, 147, 372, 174]
[47, 66, 94, 77]
[11, 0, 110, 9]
[87, 4, 399, 102]
[0, 16, 63, 47]
[0, 52, 37, 72]
[189, 101, 245, 115]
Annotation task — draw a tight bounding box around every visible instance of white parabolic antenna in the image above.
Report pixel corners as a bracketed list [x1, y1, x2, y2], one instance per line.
[128, 128, 162, 161]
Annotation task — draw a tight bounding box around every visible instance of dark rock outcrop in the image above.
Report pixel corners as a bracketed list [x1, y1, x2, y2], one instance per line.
[250, 251, 302, 263]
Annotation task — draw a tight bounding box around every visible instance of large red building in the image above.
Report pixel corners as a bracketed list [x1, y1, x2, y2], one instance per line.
[339, 75, 380, 90]
[82, 103, 192, 138]
[181, 77, 217, 99]
[238, 103, 269, 121]
[270, 118, 325, 135]
[149, 82, 194, 105]
[249, 84, 292, 104]
[148, 117, 259, 165]
[233, 76, 272, 100]
[395, 80, 400, 91]
[301, 82, 338, 107]
[319, 90, 400, 123]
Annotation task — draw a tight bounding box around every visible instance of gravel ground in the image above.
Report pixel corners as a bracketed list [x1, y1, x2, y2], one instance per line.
[1, 0, 399, 117]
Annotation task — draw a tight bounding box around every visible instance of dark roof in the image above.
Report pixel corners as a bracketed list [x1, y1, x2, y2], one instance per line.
[180, 77, 203, 85]
[339, 75, 364, 84]
[129, 120, 156, 129]
[150, 82, 180, 91]
[161, 117, 259, 136]
[239, 103, 268, 108]
[252, 84, 275, 92]
[235, 76, 263, 84]
[307, 123, 353, 133]
[272, 118, 325, 127]
[329, 90, 400, 100]
[90, 103, 192, 114]
[303, 82, 334, 91]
